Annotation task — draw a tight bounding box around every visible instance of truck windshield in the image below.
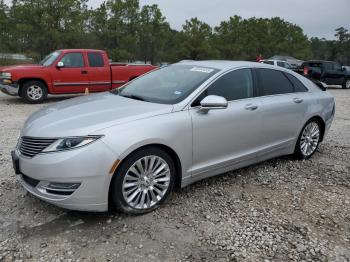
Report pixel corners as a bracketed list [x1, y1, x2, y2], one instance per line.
[39, 51, 61, 66]
[115, 64, 219, 104]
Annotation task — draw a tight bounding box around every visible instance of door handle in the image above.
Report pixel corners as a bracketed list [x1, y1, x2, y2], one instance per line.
[81, 70, 88, 75]
[293, 98, 303, 104]
[245, 104, 258, 111]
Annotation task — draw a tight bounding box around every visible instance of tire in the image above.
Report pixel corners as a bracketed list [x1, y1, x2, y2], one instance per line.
[111, 147, 175, 215]
[20, 80, 48, 104]
[342, 79, 350, 89]
[294, 119, 322, 160]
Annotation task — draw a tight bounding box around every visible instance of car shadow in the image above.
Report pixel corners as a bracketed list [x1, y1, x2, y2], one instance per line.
[0, 94, 82, 105]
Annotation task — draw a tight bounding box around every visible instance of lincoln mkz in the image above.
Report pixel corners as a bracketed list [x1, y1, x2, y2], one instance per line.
[12, 61, 335, 214]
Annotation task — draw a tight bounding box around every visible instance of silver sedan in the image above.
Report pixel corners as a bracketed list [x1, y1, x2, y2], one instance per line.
[12, 61, 335, 214]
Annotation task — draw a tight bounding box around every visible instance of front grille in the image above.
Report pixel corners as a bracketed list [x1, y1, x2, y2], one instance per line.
[19, 137, 56, 158]
[22, 174, 40, 187]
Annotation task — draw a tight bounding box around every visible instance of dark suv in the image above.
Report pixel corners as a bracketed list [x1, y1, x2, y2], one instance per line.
[299, 60, 350, 89]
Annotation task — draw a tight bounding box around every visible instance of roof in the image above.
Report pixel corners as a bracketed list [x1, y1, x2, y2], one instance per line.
[303, 60, 338, 64]
[261, 59, 289, 63]
[57, 49, 106, 53]
[178, 60, 264, 70]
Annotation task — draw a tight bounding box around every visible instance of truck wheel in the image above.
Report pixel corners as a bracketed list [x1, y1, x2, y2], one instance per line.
[20, 81, 48, 104]
[342, 79, 350, 89]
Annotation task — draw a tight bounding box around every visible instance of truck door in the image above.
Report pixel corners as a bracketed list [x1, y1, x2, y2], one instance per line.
[87, 52, 111, 91]
[51, 52, 89, 93]
[322, 62, 345, 85]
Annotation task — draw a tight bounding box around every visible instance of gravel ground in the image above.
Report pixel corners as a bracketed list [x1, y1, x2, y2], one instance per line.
[0, 89, 349, 262]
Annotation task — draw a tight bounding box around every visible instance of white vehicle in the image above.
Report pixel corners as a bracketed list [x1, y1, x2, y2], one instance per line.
[260, 59, 295, 70]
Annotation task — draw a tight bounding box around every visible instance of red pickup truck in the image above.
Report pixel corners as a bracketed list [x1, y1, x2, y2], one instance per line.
[0, 49, 157, 103]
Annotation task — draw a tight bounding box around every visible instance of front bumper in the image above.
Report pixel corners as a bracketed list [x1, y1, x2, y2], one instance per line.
[13, 140, 119, 212]
[0, 80, 19, 96]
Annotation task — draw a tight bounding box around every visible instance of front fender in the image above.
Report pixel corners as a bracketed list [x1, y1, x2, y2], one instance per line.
[96, 110, 193, 181]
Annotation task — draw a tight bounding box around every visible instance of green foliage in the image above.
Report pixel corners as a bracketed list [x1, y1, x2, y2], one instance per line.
[178, 18, 218, 60]
[213, 16, 311, 60]
[310, 28, 350, 65]
[0, 0, 349, 64]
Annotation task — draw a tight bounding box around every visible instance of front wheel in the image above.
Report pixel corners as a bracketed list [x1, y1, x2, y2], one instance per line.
[342, 79, 350, 89]
[294, 119, 322, 160]
[111, 147, 175, 214]
[20, 80, 48, 104]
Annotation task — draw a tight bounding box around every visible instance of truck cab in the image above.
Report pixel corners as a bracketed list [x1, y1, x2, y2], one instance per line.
[0, 49, 157, 103]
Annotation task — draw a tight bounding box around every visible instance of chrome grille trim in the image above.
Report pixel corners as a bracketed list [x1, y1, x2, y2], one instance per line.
[19, 137, 57, 158]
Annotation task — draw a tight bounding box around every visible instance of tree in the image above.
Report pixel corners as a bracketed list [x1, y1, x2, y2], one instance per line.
[138, 4, 169, 64]
[213, 16, 311, 61]
[9, 0, 89, 58]
[178, 18, 218, 60]
[0, 0, 10, 51]
[90, 0, 140, 62]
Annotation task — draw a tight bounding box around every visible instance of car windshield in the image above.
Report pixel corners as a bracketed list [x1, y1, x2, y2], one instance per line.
[114, 64, 219, 104]
[39, 51, 61, 66]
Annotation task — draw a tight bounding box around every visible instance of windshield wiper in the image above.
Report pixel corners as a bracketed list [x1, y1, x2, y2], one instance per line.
[119, 93, 146, 102]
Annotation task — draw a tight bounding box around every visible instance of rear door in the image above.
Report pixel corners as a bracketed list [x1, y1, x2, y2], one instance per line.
[256, 68, 309, 153]
[51, 52, 89, 93]
[87, 52, 111, 91]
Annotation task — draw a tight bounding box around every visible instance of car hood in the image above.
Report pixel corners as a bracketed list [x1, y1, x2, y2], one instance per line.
[22, 92, 173, 137]
[0, 64, 43, 72]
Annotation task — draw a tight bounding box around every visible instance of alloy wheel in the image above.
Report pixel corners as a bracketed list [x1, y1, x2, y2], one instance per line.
[27, 85, 43, 100]
[346, 80, 350, 89]
[300, 122, 320, 157]
[122, 155, 171, 210]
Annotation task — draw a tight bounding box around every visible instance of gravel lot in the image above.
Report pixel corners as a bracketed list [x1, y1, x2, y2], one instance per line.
[0, 89, 349, 262]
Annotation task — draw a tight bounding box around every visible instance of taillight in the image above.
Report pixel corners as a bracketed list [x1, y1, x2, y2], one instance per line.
[303, 67, 309, 75]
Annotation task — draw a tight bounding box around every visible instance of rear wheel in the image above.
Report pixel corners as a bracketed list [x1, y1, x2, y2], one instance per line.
[342, 79, 350, 89]
[111, 147, 175, 214]
[294, 119, 322, 160]
[20, 80, 48, 104]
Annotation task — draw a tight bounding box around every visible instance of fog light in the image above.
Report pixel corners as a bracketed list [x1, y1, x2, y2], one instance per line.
[3, 79, 12, 84]
[48, 182, 81, 190]
[44, 182, 81, 196]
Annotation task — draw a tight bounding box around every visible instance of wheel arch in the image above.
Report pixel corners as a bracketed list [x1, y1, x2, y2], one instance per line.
[108, 143, 183, 209]
[305, 115, 326, 142]
[18, 78, 49, 95]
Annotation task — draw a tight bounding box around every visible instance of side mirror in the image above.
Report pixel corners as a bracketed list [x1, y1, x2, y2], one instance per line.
[57, 61, 64, 68]
[200, 95, 228, 111]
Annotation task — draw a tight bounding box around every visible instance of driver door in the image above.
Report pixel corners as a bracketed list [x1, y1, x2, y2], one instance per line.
[51, 52, 90, 93]
[189, 68, 263, 179]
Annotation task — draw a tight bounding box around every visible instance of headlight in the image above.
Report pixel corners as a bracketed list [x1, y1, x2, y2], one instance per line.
[42, 136, 103, 153]
[0, 72, 12, 79]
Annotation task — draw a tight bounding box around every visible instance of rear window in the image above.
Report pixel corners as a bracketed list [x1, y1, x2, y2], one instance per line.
[304, 62, 322, 68]
[88, 53, 104, 67]
[257, 68, 294, 96]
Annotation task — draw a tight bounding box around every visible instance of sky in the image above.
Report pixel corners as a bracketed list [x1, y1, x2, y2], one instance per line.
[5, 0, 350, 39]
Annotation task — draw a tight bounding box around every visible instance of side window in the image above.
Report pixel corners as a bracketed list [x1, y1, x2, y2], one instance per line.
[207, 69, 254, 101]
[284, 73, 308, 92]
[191, 69, 254, 107]
[60, 53, 84, 68]
[333, 63, 342, 71]
[323, 62, 332, 71]
[277, 61, 284, 67]
[88, 53, 104, 67]
[257, 68, 294, 96]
